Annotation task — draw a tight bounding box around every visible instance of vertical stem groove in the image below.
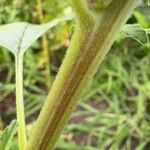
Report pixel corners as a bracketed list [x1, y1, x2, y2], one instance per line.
[15, 55, 27, 150]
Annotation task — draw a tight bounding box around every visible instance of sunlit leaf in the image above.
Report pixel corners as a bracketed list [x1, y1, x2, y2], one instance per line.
[0, 14, 73, 56]
[119, 24, 149, 45]
[133, 11, 149, 28]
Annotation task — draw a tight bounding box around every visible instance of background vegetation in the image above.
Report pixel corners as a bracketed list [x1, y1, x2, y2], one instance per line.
[0, 0, 150, 149]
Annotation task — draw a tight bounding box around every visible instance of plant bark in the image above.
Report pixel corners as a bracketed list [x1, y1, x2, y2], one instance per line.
[27, 0, 138, 149]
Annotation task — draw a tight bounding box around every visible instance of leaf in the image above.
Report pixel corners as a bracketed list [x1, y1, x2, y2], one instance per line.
[119, 24, 149, 45]
[55, 138, 99, 150]
[0, 120, 18, 150]
[133, 11, 149, 28]
[0, 14, 73, 56]
[146, 28, 150, 34]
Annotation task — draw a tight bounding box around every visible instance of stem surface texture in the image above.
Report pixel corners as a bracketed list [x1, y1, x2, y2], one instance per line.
[27, 0, 138, 149]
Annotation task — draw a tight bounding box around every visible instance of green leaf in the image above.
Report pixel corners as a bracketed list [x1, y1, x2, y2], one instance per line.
[55, 138, 99, 150]
[133, 11, 149, 28]
[146, 28, 150, 34]
[119, 24, 149, 45]
[0, 14, 73, 56]
[0, 120, 18, 150]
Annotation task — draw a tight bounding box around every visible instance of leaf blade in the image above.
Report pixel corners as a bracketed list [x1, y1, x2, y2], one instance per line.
[120, 24, 149, 45]
[0, 14, 73, 56]
[0, 120, 18, 150]
[20, 14, 73, 54]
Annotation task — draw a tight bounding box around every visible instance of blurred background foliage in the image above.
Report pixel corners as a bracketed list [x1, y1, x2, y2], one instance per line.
[0, 0, 150, 149]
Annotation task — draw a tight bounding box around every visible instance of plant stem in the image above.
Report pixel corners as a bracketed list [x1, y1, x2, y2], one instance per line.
[27, 0, 138, 149]
[37, 0, 52, 90]
[15, 55, 27, 150]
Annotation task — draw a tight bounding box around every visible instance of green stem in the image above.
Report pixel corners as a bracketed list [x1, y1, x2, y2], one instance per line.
[27, 0, 138, 149]
[15, 55, 27, 150]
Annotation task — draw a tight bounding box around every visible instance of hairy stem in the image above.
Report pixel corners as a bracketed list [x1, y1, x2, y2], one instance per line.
[15, 55, 27, 150]
[27, 0, 138, 149]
